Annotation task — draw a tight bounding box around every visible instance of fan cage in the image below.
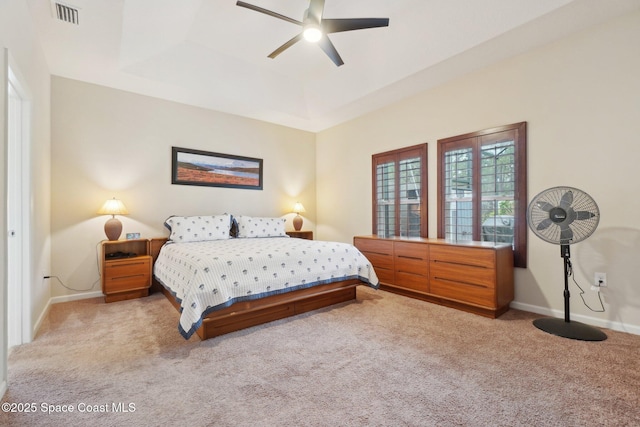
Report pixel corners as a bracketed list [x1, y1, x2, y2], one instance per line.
[527, 186, 599, 245]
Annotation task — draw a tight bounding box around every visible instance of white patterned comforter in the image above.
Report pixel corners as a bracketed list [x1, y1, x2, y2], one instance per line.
[153, 237, 379, 338]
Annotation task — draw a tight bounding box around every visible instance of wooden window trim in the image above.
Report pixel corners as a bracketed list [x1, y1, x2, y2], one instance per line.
[372, 143, 428, 238]
[438, 122, 527, 267]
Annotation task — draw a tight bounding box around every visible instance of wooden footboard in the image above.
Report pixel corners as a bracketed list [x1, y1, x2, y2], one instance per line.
[149, 238, 361, 340]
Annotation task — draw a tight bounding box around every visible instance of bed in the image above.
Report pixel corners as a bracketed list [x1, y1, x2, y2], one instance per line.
[150, 214, 379, 340]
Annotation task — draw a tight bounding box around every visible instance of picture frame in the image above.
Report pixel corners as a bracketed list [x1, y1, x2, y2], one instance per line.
[171, 147, 263, 190]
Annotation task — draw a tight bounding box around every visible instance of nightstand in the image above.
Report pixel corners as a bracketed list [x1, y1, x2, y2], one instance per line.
[101, 239, 152, 303]
[286, 231, 313, 240]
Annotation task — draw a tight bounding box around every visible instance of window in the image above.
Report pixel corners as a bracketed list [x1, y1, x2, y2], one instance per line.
[372, 144, 428, 238]
[438, 122, 527, 267]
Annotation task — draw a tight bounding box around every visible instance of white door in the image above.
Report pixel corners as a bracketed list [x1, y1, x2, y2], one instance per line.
[7, 64, 29, 348]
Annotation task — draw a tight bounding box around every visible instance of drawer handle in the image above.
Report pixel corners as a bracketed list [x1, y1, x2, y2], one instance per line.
[365, 251, 392, 256]
[109, 261, 148, 268]
[432, 259, 489, 269]
[398, 255, 425, 261]
[434, 276, 487, 289]
[397, 270, 427, 277]
[111, 274, 146, 281]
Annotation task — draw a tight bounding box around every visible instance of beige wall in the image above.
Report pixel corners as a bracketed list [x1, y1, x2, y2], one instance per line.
[316, 12, 640, 333]
[50, 78, 316, 298]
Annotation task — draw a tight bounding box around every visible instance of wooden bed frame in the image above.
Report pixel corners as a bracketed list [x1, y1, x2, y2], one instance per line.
[149, 238, 362, 340]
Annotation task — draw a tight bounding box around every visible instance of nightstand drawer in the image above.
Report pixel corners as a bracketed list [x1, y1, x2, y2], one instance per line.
[104, 256, 151, 293]
[105, 274, 150, 293]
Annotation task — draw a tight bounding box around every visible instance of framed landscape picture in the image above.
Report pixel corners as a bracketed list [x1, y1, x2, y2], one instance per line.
[171, 147, 263, 190]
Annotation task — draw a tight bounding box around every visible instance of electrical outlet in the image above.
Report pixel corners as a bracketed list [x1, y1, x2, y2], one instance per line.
[594, 272, 607, 287]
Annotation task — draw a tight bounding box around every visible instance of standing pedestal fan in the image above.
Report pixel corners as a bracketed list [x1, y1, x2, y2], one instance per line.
[527, 186, 607, 341]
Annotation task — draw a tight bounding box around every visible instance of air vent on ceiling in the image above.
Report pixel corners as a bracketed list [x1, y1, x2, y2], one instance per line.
[51, 1, 80, 25]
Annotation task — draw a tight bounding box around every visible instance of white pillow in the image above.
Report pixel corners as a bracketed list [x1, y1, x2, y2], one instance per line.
[164, 214, 231, 242]
[235, 216, 287, 238]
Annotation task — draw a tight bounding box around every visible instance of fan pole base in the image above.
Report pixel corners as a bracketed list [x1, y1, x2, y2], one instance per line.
[533, 318, 607, 341]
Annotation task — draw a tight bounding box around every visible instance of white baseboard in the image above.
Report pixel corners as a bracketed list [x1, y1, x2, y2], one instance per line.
[50, 291, 104, 305]
[32, 298, 51, 341]
[510, 301, 640, 336]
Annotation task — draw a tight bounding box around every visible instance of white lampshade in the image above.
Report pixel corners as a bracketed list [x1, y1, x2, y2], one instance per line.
[97, 198, 129, 217]
[293, 202, 306, 214]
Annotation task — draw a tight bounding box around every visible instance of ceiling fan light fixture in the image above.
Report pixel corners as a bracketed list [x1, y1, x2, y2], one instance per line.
[236, 0, 389, 66]
[303, 25, 322, 42]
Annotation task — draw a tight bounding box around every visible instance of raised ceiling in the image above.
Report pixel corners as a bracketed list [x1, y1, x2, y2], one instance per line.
[27, 0, 640, 131]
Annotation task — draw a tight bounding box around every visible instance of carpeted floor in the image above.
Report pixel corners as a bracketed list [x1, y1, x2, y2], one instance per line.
[1, 287, 639, 427]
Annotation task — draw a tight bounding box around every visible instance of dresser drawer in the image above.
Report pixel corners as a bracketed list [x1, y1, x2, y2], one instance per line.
[430, 261, 495, 289]
[395, 271, 428, 292]
[430, 260, 496, 307]
[363, 251, 394, 271]
[354, 238, 394, 284]
[394, 242, 428, 261]
[395, 242, 428, 273]
[430, 245, 495, 269]
[392, 242, 427, 292]
[395, 256, 428, 277]
[429, 276, 495, 307]
[373, 266, 395, 285]
[354, 238, 393, 256]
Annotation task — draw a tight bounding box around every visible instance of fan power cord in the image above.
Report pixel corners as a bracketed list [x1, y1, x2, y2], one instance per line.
[567, 259, 605, 313]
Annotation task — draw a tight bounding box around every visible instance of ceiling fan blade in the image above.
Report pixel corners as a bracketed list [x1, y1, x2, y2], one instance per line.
[268, 33, 304, 59]
[318, 35, 344, 66]
[560, 190, 574, 210]
[560, 226, 573, 243]
[236, 1, 303, 26]
[536, 218, 553, 231]
[536, 201, 555, 212]
[575, 210, 596, 220]
[322, 18, 389, 34]
[307, 0, 325, 23]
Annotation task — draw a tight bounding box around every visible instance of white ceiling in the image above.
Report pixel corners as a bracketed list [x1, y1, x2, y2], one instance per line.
[27, 0, 640, 132]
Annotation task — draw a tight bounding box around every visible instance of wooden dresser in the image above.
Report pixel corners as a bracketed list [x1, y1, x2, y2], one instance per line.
[354, 235, 514, 318]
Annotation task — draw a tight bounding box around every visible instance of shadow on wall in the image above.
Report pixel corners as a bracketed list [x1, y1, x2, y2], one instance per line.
[576, 227, 640, 327]
[514, 264, 549, 310]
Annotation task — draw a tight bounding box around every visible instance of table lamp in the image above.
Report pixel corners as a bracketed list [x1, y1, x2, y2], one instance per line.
[292, 202, 306, 231]
[97, 198, 129, 241]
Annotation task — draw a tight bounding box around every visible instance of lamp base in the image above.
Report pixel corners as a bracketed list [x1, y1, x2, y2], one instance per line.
[293, 215, 303, 231]
[104, 217, 123, 241]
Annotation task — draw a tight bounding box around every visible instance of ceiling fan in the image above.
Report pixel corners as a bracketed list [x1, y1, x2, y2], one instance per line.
[236, 0, 390, 67]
